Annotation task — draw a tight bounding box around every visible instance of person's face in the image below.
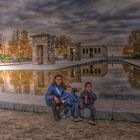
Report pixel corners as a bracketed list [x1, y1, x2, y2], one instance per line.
[54, 77, 63, 86]
[85, 84, 92, 92]
[67, 87, 72, 93]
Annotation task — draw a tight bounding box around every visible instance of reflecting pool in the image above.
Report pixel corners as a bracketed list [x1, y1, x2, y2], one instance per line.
[0, 63, 139, 100]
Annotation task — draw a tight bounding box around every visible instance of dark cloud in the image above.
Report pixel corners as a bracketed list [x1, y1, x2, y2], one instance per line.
[0, 0, 140, 45]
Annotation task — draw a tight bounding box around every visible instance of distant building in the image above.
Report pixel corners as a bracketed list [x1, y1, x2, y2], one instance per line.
[0, 33, 6, 44]
[81, 45, 108, 59]
[12, 29, 30, 42]
[12, 30, 21, 41]
[67, 44, 108, 61]
[0, 34, 3, 45]
[0, 33, 6, 51]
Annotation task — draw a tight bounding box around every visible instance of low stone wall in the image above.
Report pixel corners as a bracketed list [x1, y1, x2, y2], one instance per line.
[0, 93, 139, 122]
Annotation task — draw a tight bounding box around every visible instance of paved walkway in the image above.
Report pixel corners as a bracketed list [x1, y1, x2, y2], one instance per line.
[123, 59, 140, 68]
[0, 59, 139, 71]
[0, 92, 139, 122]
[1, 109, 140, 140]
[0, 58, 104, 71]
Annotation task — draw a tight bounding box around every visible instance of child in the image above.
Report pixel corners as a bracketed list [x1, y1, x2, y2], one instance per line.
[79, 82, 97, 125]
[61, 85, 81, 121]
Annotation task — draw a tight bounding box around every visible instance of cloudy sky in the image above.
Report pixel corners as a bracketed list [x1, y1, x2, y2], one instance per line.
[0, 0, 140, 45]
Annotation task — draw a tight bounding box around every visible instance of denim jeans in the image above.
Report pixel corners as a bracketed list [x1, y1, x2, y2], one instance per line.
[79, 101, 95, 120]
[83, 104, 95, 119]
[64, 105, 75, 117]
[46, 100, 56, 107]
[64, 102, 80, 118]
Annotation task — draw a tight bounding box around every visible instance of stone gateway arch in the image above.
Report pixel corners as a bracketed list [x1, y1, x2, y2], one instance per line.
[31, 34, 56, 65]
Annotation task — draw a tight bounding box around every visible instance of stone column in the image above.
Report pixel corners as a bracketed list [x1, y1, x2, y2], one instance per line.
[46, 36, 55, 64]
[67, 47, 72, 61]
[74, 42, 81, 61]
[67, 42, 81, 61]
[32, 43, 38, 64]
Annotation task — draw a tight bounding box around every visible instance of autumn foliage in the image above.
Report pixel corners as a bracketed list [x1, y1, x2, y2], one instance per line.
[8, 30, 32, 61]
[122, 45, 133, 57]
[123, 29, 140, 58]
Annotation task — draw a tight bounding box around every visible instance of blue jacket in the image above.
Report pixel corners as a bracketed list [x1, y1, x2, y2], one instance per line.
[60, 92, 78, 106]
[45, 83, 78, 102]
[45, 83, 66, 102]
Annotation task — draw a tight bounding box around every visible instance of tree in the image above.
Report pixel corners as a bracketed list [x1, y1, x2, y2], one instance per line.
[128, 29, 140, 58]
[132, 38, 140, 57]
[8, 40, 19, 58]
[19, 38, 32, 60]
[122, 45, 133, 57]
[8, 29, 32, 61]
[128, 67, 140, 89]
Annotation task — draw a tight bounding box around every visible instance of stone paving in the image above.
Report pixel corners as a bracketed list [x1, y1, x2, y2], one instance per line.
[0, 109, 140, 140]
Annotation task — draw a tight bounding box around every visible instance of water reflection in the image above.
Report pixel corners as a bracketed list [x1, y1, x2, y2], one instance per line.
[123, 64, 140, 89]
[0, 63, 139, 97]
[81, 64, 108, 76]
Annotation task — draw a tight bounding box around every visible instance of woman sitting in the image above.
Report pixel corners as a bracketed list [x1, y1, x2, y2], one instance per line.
[45, 74, 80, 121]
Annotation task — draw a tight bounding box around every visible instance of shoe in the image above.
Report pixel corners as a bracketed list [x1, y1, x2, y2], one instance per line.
[89, 119, 96, 125]
[73, 116, 83, 122]
[73, 118, 79, 122]
[78, 117, 83, 121]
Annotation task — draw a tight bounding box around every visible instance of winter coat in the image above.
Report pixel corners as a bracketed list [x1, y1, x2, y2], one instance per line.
[60, 92, 78, 106]
[45, 83, 66, 102]
[79, 90, 97, 105]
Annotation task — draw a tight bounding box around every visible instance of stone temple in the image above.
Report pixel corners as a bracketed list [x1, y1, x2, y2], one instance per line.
[31, 33, 108, 65]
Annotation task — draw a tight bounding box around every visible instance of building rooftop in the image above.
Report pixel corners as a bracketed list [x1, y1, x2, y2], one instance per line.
[81, 44, 107, 48]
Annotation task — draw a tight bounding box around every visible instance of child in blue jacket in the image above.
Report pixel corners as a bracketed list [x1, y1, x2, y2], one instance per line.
[61, 85, 82, 122]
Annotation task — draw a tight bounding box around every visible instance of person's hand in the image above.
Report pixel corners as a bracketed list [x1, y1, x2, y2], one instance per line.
[53, 96, 60, 103]
[61, 100, 65, 103]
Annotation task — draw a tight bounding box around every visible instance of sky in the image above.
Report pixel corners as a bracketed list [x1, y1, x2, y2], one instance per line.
[0, 0, 140, 45]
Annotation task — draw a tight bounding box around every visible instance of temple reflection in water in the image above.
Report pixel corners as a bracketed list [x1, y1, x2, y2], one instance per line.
[81, 64, 107, 76]
[0, 63, 139, 95]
